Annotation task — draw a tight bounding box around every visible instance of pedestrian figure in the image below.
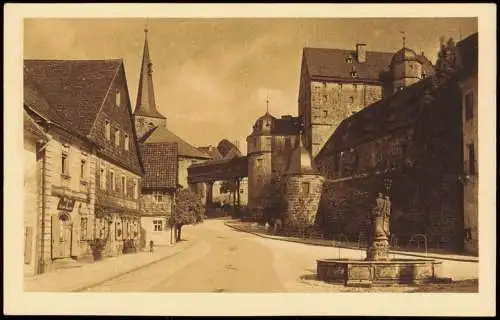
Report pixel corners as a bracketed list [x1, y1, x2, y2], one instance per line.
[149, 240, 154, 253]
[265, 222, 270, 232]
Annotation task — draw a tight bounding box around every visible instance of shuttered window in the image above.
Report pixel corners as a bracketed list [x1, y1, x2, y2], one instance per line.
[24, 227, 33, 264]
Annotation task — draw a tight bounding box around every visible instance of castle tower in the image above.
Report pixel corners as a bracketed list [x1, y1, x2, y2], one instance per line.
[390, 35, 423, 93]
[283, 133, 324, 229]
[246, 111, 275, 216]
[133, 28, 167, 139]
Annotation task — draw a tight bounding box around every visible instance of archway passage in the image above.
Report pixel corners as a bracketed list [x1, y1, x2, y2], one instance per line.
[187, 156, 248, 216]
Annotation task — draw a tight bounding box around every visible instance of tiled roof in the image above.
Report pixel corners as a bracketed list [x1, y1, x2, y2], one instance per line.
[197, 146, 224, 160]
[141, 126, 211, 159]
[23, 59, 122, 136]
[139, 142, 178, 189]
[457, 33, 478, 77]
[272, 116, 300, 136]
[23, 109, 47, 140]
[24, 72, 68, 128]
[304, 47, 434, 83]
[303, 47, 393, 83]
[317, 79, 431, 157]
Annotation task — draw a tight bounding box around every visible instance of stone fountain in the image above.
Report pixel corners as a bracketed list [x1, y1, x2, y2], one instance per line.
[316, 192, 447, 287]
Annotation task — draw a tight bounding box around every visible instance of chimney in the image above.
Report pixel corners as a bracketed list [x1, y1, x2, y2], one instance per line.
[356, 43, 367, 63]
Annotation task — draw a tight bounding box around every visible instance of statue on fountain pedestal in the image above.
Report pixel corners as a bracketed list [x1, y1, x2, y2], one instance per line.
[367, 192, 391, 261]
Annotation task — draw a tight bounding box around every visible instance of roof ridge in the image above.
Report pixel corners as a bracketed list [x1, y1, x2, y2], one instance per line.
[304, 47, 394, 55]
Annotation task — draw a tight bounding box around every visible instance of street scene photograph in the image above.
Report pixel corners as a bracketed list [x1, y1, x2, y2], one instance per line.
[4, 3, 497, 317]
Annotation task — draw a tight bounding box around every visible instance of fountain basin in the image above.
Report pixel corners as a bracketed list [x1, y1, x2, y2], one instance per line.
[317, 258, 449, 287]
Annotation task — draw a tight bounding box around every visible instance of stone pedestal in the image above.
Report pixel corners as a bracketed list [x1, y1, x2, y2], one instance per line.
[367, 236, 389, 261]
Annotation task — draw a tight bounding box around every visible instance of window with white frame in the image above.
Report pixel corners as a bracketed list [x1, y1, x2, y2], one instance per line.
[80, 158, 87, 180]
[116, 89, 121, 107]
[99, 167, 106, 189]
[110, 170, 115, 191]
[105, 120, 111, 141]
[115, 129, 120, 147]
[121, 175, 127, 195]
[133, 180, 139, 199]
[153, 191, 163, 203]
[124, 134, 129, 151]
[153, 219, 163, 232]
[61, 146, 69, 175]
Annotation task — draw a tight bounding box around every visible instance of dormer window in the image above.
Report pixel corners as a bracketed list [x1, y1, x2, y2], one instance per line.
[350, 70, 359, 78]
[105, 120, 111, 140]
[124, 134, 129, 151]
[345, 56, 353, 63]
[115, 129, 120, 147]
[116, 89, 121, 107]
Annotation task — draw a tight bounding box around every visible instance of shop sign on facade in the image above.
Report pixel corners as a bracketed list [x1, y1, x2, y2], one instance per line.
[57, 197, 76, 211]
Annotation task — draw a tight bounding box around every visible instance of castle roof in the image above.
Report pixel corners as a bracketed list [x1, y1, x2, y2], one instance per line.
[302, 47, 393, 83]
[249, 113, 299, 136]
[133, 30, 166, 119]
[391, 47, 418, 64]
[286, 135, 319, 175]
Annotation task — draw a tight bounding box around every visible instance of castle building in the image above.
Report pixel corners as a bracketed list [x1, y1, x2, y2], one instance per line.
[283, 134, 324, 229]
[24, 59, 144, 273]
[314, 34, 478, 253]
[132, 30, 211, 239]
[299, 43, 434, 158]
[246, 112, 299, 216]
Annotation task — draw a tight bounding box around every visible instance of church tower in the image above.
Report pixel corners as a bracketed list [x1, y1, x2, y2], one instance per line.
[133, 29, 167, 139]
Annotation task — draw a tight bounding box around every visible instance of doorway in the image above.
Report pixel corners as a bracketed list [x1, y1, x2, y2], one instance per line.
[57, 213, 72, 258]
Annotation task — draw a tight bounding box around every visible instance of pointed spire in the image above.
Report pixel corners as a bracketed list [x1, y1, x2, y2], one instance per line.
[266, 94, 270, 114]
[400, 31, 406, 48]
[134, 28, 166, 119]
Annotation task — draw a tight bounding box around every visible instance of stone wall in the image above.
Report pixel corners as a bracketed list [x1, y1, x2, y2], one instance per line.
[317, 171, 463, 250]
[306, 81, 384, 157]
[284, 174, 324, 228]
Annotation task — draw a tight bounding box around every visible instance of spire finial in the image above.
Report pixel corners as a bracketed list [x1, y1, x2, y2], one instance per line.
[266, 93, 270, 114]
[400, 31, 406, 48]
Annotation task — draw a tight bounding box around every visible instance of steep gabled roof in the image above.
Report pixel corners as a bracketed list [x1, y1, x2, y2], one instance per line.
[141, 126, 211, 159]
[23, 59, 122, 136]
[139, 142, 178, 189]
[303, 47, 393, 83]
[198, 146, 224, 160]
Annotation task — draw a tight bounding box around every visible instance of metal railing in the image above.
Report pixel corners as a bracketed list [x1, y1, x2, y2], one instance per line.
[407, 233, 428, 257]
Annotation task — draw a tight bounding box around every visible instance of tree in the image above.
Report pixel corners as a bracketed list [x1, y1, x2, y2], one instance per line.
[259, 179, 287, 223]
[169, 188, 205, 241]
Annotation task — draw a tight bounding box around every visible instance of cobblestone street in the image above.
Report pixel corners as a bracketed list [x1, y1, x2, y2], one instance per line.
[48, 218, 479, 293]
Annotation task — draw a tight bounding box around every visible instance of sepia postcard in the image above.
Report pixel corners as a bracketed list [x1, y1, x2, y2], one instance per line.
[3, 3, 496, 317]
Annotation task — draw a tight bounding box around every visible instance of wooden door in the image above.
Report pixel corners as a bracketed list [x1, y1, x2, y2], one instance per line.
[52, 214, 72, 259]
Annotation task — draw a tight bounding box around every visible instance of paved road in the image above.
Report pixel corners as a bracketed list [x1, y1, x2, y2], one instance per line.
[83, 219, 478, 293]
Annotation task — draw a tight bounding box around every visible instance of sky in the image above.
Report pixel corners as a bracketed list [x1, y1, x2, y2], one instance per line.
[24, 18, 477, 154]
